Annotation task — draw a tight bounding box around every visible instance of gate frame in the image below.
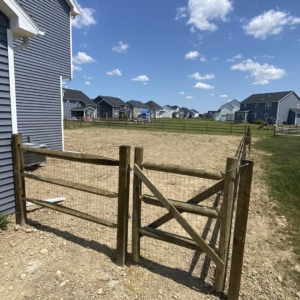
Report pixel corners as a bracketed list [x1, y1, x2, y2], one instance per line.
[12, 134, 130, 266]
[131, 146, 250, 293]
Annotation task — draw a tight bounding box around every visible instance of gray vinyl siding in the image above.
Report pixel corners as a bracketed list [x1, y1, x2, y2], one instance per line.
[0, 11, 15, 214]
[63, 100, 83, 118]
[241, 103, 278, 122]
[14, 0, 71, 149]
[278, 93, 300, 124]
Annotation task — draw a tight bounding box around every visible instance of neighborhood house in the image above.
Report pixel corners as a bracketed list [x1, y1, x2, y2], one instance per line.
[234, 91, 300, 124]
[214, 99, 240, 121]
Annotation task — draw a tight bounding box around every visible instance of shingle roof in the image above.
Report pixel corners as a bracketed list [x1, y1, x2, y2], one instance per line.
[96, 96, 126, 107]
[127, 100, 149, 108]
[290, 108, 300, 114]
[241, 91, 294, 104]
[63, 89, 97, 107]
[145, 100, 162, 110]
[190, 109, 199, 113]
[180, 107, 192, 113]
[166, 105, 180, 110]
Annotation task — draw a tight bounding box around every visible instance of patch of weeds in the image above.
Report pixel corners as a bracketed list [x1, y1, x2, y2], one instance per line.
[0, 212, 8, 229]
[251, 275, 260, 282]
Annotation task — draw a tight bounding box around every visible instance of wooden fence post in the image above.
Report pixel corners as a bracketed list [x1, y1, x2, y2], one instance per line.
[12, 134, 27, 225]
[116, 145, 131, 266]
[228, 159, 254, 300]
[214, 157, 238, 292]
[132, 147, 144, 263]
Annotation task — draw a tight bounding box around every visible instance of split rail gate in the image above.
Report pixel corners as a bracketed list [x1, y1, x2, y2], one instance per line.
[12, 134, 131, 266]
[132, 145, 253, 298]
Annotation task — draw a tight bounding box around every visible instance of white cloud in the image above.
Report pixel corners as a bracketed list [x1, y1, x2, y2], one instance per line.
[175, 7, 187, 21]
[220, 94, 228, 98]
[178, 92, 186, 95]
[81, 43, 88, 48]
[72, 64, 82, 71]
[143, 83, 148, 85]
[212, 57, 218, 61]
[211, 93, 214, 96]
[73, 52, 96, 64]
[84, 81, 91, 85]
[194, 82, 214, 89]
[84, 75, 92, 80]
[188, 72, 215, 80]
[227, 53, 243, 62]
[72, 4, 96, 29]
[231, 59, 286, 85]
[200, 57, 206, 62]
[261, 55, 274, 59]
[106, 69, 122, 76]
[190, 26, 196, 33]
[185, 51, 200, 60]
[243, 10, 300, 40]
[112, 41, 130, 53]
[185, 96, 194, 99]
[132, 75, 150, 82]
[186, 0, 233, 32]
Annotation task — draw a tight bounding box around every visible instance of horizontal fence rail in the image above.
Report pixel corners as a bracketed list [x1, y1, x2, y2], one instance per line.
[274, 124, 300, 136]
[20, 147, 120, 166]
[141, 162, 224, 181]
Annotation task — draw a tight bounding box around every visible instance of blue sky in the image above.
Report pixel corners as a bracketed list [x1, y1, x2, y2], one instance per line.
[67, 0, 300, 113]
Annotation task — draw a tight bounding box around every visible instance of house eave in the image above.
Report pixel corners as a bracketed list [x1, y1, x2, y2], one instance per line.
[1, 0, 45, 39]
[65, 0, 81, 17]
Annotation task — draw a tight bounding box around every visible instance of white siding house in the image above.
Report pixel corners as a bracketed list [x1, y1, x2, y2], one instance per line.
[162, 105, 180, 118]
[214, 99, 240, 121]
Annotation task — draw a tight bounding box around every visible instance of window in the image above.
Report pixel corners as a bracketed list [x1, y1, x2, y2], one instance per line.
[68, 110, 71, 115]
[265, 103, 272, 110]
[264, 113, 268, 118]
[76, 101, 79, 107]
[66, 100, 70, 106]
[243, 104, 247, 109]
[255, 103, 258, 108]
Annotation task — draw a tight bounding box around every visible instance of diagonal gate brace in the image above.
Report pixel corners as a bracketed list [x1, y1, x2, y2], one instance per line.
[134, 164, 224, 271]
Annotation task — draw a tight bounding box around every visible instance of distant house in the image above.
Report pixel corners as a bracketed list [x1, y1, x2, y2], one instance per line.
[234, 91, 300, 124]
[180, 107, 192, 118]
[127, 100, 149, 118]
[162, 105, 180, 118]
[190, 109, 199, 118]
[145, 100, 164, 118]
[0, 0, 80, 214]
[288, 109, 300, 125]
[205, 110, 219, 119]
[63, 89, 97, 119]
[94, 96, 132, 119]
[214, 99, 240, 121]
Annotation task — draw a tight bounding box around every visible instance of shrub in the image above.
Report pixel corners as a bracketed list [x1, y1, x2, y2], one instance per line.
[253, 118, 264, 125]
[0, 212, 8, 229]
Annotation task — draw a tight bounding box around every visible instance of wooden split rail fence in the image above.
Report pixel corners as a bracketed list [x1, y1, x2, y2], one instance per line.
[274, 124, 300, 136]
[132, 146, 253, 298]
[12, 134, 131, 266]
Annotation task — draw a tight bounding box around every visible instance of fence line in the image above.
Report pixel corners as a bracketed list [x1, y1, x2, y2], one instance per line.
[64, 119, 247, 135]
[274, 124, 300, 136]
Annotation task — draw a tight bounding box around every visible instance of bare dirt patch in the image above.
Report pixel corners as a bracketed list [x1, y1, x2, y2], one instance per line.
[0, 128, 299, 300]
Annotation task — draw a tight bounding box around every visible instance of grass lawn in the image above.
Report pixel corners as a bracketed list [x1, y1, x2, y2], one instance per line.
[254, 135, 300, 283]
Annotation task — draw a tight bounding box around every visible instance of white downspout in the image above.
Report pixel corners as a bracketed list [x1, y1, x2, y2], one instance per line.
[13, 37, 29, 52]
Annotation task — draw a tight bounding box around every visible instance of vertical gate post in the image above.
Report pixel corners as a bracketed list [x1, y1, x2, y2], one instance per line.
[228, 159, 254, 300]
[12, 134, 27, 225]
[132, 147, 144, 263]
[116, 145, 131, 266]
[214, 157, 238, 292]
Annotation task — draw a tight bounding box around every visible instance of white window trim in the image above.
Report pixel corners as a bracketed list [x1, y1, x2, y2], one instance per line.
[7, 29, 18, 134]
[265, 103, 272, 110]
[243, 104, 247, 109]
[264, 113, 268, 118]
[68, 110, 71, 115]
[66, 99, 70, 106]
[76, 100, 79, 107]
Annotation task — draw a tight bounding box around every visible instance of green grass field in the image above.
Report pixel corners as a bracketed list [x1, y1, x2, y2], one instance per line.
[255, 135, 300, 284]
